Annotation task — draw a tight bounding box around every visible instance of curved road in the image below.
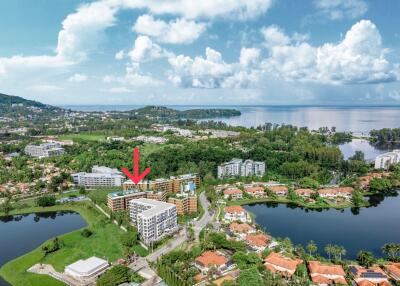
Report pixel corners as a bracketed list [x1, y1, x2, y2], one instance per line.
[129, 191, 213, 277]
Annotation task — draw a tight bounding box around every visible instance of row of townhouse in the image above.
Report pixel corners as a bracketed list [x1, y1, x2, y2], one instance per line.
[123, 173, 200, 193]
[222, 184, 354, 201]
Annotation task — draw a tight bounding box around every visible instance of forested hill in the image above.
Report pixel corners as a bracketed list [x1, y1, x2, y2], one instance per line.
[0, 93, 59, 110]
[131, 106, 241, 119]
[0, 92, 63, 119]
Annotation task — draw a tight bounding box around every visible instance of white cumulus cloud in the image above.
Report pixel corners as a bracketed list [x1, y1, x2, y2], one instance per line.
[30, 84, 64, 92]
[128, 35, 172, 63]
[262, 20, 399, 84]
[168, 47, 261, 88]
[133, 14, 207, 44]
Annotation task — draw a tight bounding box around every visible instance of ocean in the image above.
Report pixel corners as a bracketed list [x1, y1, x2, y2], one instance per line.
[60, 105, 400, 135]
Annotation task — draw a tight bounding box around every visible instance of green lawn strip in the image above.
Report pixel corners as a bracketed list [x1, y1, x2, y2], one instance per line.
[58, 133, 106, 142]
[0, 203, 126, 286]
[132, 245, 149, 257]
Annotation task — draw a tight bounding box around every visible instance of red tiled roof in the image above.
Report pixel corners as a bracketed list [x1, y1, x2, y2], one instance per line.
[224, 188, 242, 195]
[294, 188, 314, 196]
[308, 261, 346, 276]
[318, 187, 354, 195]
[245, 233, 270, 247]
[264, 252, 303, 273]
[195, 251, 228, 267]
[385, 263, 400, 278]
[229, 222, 254, 234]
[269, 186, 288, 192]
[245, 186, 264, 193]
[225, 205, 245, 214]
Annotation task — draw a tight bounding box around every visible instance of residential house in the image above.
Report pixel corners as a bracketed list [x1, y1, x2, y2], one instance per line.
[194, 251, 229, 274]
[228, 222, 256, 239]
[244, 186, 265, 198]
[384, 263, 400, 281]
[349, 265, 392, 286]
[359, 172, 390, 189]
[318, 187, 354, 199]
[308, 261, 347, 285]
[264, 252, 303, 278]
[223, 188, 243, 200]
[224, 205, 248, 223]
[245, 233, 270, 252]
[294, 188, 314, 198]
[268, 186, 289, 196]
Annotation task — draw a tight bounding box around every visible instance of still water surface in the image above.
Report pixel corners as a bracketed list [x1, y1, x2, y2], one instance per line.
[0, 211, 87, 286]
[62, 105, 400, 134]
[245, 192, 400, 259]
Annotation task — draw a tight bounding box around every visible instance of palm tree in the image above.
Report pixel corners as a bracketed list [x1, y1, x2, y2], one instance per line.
[306, 240, 318, 257]
[357, 250, 375, 268]
[324, 244, 334, 261]
[337, 246, 346, 261]
[382, 243, 398, 261]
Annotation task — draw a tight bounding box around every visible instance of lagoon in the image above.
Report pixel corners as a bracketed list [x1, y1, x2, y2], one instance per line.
[244, 192, 400, 259]
[0, 211, 87, 286]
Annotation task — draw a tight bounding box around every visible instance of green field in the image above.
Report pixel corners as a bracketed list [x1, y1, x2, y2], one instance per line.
[0, 203, 138, 286]
[58, 133, 106, 142]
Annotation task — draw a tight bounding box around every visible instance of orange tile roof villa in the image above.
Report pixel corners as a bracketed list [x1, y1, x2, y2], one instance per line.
[224, 188, 243, 195]
[294, 188, 314, 197]
[195, 251, 228, 273]
[308, 261, 347, 285]
[245, 233, 270, 251]
[229, 222, 255, 234]
[349, 265, 391, 286]
[245, 186, 265, 196]
[264, 252, 303, 277]
[224, 205, 245, 214]
[385, 263, 400, 281]
[268, 185, 288, 195]
[318, 187, 354, 197]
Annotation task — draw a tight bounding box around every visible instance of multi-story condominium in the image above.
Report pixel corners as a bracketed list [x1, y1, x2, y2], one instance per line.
[123, 173, 200, 193]
[72, 166, 124, 189]
[107, 190, 147, 211]
[132, 135, 168, 144]
[168, 194, 197, 215]
[218, 159, 265, 178]
[375, 150, 400, 169]
[129, 198, 178, 245]
[24, 142, 65, 158]
[107, 189, 166, 212]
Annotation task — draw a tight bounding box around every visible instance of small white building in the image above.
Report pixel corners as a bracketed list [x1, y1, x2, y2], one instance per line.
[65, 256, 109, 280]
[375, 150, 400, 169]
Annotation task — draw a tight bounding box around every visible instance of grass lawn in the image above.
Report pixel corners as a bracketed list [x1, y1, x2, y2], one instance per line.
[58, 133, 106, 142]
[0, 203, 126, 286]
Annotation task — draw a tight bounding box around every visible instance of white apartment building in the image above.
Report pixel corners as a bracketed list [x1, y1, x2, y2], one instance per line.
[218, 159, 265, 178]
[72, 165, 124, 189]
[375, 150, 400, 169]
[129, 198, 178, 245]
[24, 142, 65, 158]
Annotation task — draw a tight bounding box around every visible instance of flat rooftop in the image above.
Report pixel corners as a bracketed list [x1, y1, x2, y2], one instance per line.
[130, 198, 175, 218]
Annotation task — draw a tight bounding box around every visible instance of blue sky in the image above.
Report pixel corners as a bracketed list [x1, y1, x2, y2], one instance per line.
[0, 0, 400, 105]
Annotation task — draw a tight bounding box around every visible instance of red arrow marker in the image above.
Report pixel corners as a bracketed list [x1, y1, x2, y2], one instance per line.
[121, 147, 151, 184]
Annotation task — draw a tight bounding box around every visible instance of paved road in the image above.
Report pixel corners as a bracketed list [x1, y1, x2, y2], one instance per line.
[194, 191, 213, 238]
[129, 191, 214, 284]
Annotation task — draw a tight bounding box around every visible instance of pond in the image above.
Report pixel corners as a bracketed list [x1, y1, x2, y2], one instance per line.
[244, 192, 400, 259]
[0, 211, 87, 286]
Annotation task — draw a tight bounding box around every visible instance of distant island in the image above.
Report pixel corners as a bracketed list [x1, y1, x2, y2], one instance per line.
[0, 93, 241, 120]
[129, 105, 241, 120]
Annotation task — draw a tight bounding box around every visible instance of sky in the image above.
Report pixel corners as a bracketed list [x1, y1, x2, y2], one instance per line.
[0, 0, 400, 106]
